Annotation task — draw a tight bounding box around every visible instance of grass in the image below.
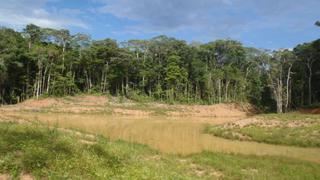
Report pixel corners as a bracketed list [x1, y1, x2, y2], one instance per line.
[260, 112, 320, 121]
[4, 112, 320, 162]
[206, 125, 320, 147]
[190, 152, 320, 180]
[205, 113, 320, 147]
[0, 122, 192, 179]
[1, 122, 320, 179]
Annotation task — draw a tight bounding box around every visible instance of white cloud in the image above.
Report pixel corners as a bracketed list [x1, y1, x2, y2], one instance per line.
[95, 0, 320, 39]
[0, 0, 87, 29]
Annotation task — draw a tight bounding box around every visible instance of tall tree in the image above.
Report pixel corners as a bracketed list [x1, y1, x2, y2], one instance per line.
[23, 24, 41, 50]
[0, 24, 319, 112]
[294, 43, 317, 105]
[165, 55, 188, 101]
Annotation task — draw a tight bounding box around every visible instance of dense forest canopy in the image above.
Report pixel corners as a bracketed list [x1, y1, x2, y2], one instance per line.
[0, 23, 319, 113]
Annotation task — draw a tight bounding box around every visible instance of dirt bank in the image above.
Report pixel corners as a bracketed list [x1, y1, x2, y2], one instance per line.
[299, 107, 320, 114]
[0, 95, 254, 117]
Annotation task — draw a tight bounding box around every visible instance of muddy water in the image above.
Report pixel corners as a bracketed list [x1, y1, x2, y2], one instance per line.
[6, 112, 320, 163]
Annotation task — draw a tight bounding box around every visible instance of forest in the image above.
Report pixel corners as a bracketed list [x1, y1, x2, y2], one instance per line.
[0, 23, 319, 113]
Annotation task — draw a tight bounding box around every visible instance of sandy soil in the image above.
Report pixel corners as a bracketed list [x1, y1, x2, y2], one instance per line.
[0, 95, 254, 118]
[300, 107, 320, 114]
[0, 174, 34, 180]
[0, 174, 11, 180]
[222, 117, 316, 128]
[170, 103, 254, 117]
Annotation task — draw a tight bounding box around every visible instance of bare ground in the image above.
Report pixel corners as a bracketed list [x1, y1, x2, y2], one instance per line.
[222, 117, 316, 129]
[169, 103, 254, 117]
[300, 108, 320, 114]
[0, 174, 11, 180]
[0, 173, 35, 180]
[0, 95, 254, 118]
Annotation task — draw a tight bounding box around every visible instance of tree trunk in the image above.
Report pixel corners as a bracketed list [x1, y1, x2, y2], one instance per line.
[36, 77, 40, 100]
[121, 78, 124, 95]
[307, 62, 312, 105]
[28, 41, 32, 50]
[285, 64, 292, 112]
[101, 71, 105, 92]
[218, 79, 221, 103]
[26, 62, 30, 99]
[276, 76, 283, 113]
[62, 42, 66, 71]
[268, 64, 283, 114]
[301, 89, 304, 106]
[42, 65, 48, 94]
[84, 70, 90, 92]
[36, 61, 43, 100]
[225, 80, 230, 102]
[47, 71, 51, 93]
[126, 76, 129, 92]
[274, 84, 283, 113]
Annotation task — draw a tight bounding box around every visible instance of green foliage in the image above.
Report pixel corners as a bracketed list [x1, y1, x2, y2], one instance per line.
[126, 89, 155, 103]
[51, 72, 79, 96]
[0, 24, 320, 112]
[165, 55, 188, 101]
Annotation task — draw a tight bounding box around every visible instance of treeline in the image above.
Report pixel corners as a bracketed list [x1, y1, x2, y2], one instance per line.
[0, 24, 319, 113]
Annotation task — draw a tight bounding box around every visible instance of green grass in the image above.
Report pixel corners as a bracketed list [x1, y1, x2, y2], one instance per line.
[206, 125, 320, 147]
[260, 113, 320, 121]
[0, 122, 186, 179]
[190, 152, 320, 180]
[205, 113, 320, 147]
[1, 122, 320, 179]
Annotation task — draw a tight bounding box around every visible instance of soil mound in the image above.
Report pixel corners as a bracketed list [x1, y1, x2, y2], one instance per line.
[1, 95, 254, 117]
[0, 95, 109, 113]
[299, 108, 320, 114]
[18, 95, 109, 108]
[170, 103, 255, 117]
[20, 98, 62, 108]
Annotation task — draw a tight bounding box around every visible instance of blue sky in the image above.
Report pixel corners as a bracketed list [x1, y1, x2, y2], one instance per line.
[0, 0, 319, 49]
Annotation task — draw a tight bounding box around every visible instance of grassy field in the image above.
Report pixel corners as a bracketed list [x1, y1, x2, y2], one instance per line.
[1, 122, 320, 179]
[3, 112, 320, 163]
[205, 113, 320, 147]
[1, 96, 320, 179]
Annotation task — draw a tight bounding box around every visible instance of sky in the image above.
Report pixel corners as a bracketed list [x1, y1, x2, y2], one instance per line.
[0, 0, 319, 49]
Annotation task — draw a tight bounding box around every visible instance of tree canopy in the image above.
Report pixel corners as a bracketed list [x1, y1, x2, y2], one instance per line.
[0, 24, 319, 113]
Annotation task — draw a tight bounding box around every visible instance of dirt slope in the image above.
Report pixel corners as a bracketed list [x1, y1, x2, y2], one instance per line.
[299, 108, 320, 114]
[169, 103, 254, 117]
[0, 95, 254, 117]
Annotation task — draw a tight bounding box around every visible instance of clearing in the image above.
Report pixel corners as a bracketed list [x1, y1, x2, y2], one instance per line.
[1, 122, 319, 179]
[1, 95, 320, 179]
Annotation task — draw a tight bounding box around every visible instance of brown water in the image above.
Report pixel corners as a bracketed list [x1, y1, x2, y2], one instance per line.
[6, 112, 320, 163]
